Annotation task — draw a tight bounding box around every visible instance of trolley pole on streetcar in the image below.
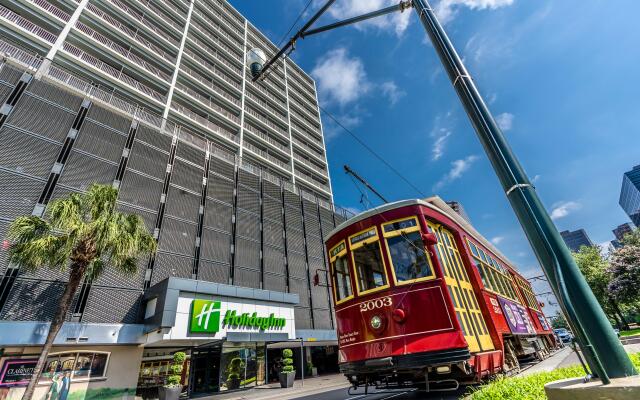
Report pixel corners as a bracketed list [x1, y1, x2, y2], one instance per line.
[247, 0, 637, 381]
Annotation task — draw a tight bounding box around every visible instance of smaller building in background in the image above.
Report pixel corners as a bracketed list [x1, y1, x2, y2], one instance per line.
[560, 229, 594, 252]
[619, 165, 640, 227]
[612, 222, 635, 249]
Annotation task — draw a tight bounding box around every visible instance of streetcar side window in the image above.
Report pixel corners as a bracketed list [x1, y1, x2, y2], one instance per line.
[349, 227, 389, 295]
[382, 217, 435, 285]
[329, 241, 353, 303]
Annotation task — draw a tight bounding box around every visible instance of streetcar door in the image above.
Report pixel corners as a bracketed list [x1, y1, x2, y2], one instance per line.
[427, 222, 494, 353]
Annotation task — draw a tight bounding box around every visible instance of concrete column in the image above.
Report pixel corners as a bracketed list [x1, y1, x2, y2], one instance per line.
[283, 59, 296, 184]
[238, 19, 248, 157]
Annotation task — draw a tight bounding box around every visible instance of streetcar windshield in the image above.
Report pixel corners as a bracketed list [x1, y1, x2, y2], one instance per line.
[332, 254, 353, 301]
[353, 241, 388, 293]
[386, 231, 433, 282]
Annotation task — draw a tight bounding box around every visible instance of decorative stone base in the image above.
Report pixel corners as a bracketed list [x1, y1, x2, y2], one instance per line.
[545, 376, 640, 400]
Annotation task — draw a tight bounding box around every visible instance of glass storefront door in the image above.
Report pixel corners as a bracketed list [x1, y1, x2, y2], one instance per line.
[190, 344, 222, 395]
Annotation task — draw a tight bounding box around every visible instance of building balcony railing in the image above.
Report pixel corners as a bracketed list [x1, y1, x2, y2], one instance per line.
[171, 102, 240, 146]
[152, 0, 186, 20]
[74, 22, 171, 82]
[185, 35, 241, 78]
[290, 120, 323, 145]
[293, 153, 328, 177]
[288, 95, 320, 126]
[244, 89, 288, 127]
[245, 70, 286, 103]
[244, 75, 287, 111]
[243, 141, 290, 172]
[135, 0, 184, 33]
[287, 62, 316, 93]
[208, 0, 244, 30]
[287, 75, 318, 105]
[244, 105, 289, 139]
[106, 0, 179, 47]
[85, 3, 175, 64]
[184, 40, 242, 90]
[292, 137, 325, 164]
[188, 22, 242, 66]
[0, 38, 43, 69]
[294, 169, 330, 194]
[0, 6, 57, 44]
[61, 42, 166, 103]
[27, 0, 70, 22]
[191, 8, 243, 54]
[180, 61, 241, 105]
[243, 121, 289, 155]
[195, 2, 244, 42]
[289, 109, 322, 139]
[174, 81, 240, 126]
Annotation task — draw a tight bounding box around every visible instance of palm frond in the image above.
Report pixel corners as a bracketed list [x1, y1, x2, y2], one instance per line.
[48, 193, 83, 231]
[7, 216, 51, 244]
[86, 258, 105, 281]
[85, 184, 118, 221]
[8, 234, 70, 272]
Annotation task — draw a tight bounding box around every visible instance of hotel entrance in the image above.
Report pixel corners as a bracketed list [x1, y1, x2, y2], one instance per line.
[189, 343, 222, 395]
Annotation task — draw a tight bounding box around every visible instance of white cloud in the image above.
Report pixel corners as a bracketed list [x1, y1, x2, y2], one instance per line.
[532, 174, 541, 183]
[491, 236, 505, 245]
[495, 112, 514, 131]
[380, 81, 405, 106]
[550, 201, 581, 220]
[431, 130, 452, 161]
[312, 48, 369, 106]
[322, 0, 412, 36]
[430, 112, 454, 161]
[435, 0, 515, 25]
[433, 155, 479, 190]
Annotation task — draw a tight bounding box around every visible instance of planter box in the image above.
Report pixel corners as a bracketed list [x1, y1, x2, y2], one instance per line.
[279, 372, 295, 388]
[158, 386, 182, 400]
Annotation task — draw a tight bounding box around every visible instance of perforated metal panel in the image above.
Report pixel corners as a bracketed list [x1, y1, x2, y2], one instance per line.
[303, 200, 321, 237]
[210, 156, 235, 179]
[236, 210, 260, 240]
[0, 279, 65, 321]
[198, 259, 230, 284]
[0, 63, 24, 87]
[233, 266, 261, 289]
[176, 143, 206, 166]
[25, 79, 83, 111]
[306, 236, 324, 260]
[287, 251, 307, 279]
[238, 168, 259, 190]
[151, 252, 194, 285]
[312, 309, 333, 329]
[311, 284, 330, 309]
[164, 186, 201, 223]
[134, 125, 172, 151]
[203, 200, 232, 232]
[171, 159, 204, 193]
[0, 127, 61, 179]
[207, 175, 234, 204]
[82, 287, 142, 323]
[200, 228, 231, 263]
[319, 208, 335, 236]
[157, 217, 197, 256]
[263, 272, 287, 293]
[0, 220, 9, 275]
[263, 220, 284, 248]
[74, 120, 127, 163]
[85, 104, 132, 134]
[58, 152, 118, 191]
[234, 237, 260, 269]
[294, 306, 312, 329]
[263, 195, 282, 223]
[286, 229, 305, 254]
[263, 180, 282, 198]
[237, 186, 259, 213]
[0, 171, 44, 219]
[118, 171, 163, 211]
[116, 203, 157, 234]
[92, 256, 147, 290]
[7, 94, 76, 143]
[285, 206, 303, 231]
[263, 245, 286, 275]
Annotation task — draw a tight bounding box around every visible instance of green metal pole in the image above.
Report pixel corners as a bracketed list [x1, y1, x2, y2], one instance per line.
[412, 0, 636, 379]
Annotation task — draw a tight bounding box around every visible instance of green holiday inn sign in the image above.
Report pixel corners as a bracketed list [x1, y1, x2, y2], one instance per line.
[189, 299, 287, 334]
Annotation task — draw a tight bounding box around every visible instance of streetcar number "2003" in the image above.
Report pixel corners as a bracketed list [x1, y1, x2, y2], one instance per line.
[359, 297, 392, 312]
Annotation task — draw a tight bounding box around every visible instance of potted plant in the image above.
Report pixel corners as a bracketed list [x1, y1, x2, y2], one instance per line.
[279, 349, 295, 388]
[307, 361, 318, 377]
[226, 357, 245, 390]
[159, 352, 185, 400]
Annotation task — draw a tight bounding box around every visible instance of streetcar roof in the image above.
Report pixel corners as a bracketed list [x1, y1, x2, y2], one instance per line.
[326, 196, 522, 278]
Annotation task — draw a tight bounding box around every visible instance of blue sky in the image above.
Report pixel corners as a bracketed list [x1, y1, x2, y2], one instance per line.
[232, 0, 640, 313]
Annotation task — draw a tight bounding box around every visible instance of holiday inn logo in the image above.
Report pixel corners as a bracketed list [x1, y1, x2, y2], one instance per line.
[190, 299, 221, 334]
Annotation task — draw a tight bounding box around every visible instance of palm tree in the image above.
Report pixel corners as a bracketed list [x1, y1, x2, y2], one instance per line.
[7, 184, 156, 400]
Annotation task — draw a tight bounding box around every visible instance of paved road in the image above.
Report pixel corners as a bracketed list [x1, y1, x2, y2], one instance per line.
[288, 386, 469, 400]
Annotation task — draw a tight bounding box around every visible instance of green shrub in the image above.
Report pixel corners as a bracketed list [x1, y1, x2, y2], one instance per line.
[226, 357, 245, 381]
[164, 351, 185, 388]
[281, 348, 295, 374]
[467, 352, 640, 400]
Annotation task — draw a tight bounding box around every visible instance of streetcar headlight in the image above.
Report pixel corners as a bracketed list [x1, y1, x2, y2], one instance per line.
[370, 315, 383, 330]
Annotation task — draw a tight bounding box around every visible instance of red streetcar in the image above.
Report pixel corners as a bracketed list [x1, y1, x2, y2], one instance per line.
[324, 197, 555, 391]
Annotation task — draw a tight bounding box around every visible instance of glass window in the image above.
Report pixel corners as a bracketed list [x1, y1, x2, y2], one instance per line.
[353, 241, 387, 293]
[90, 353, 108, 377]
[386, 231, 433, 282]
[468, 241, 479, 257]
[39, 352, 109, 382]
[332, 254, 352, 301]
[74, 354, 93, 378]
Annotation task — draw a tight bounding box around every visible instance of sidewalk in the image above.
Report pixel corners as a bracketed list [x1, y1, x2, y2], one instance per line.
[191, 374, 351, 400]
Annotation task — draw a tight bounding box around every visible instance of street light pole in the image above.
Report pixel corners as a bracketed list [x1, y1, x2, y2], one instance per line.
[411, 0, 635, 379]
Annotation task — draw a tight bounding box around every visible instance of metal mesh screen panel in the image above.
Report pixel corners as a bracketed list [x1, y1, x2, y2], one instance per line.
[294, 306, 312, 329]
[116, 203, 157, 234]
[0, 64, 23, 87]
[86, 105, 131, 134]
[303, 200, 321, 236]
[286, 229, 305, 254]
[127, 141, 170, 180]
[81, 287, 142, 324]
[7, 94, 76, 143]
[263, 245, 286, 275]
[311, 284, 330, 309]
[287, 251, 307, 279]
[0, 127, 61, 179]
[93, 257, 147, 290]
[200, 228, 231, 263]
[157, 217, 197, 256]
[233, 267, 261, 289]
[25, 80, 83, 111]
[203, 200, 232, 232]
[237, 186, 260, 214]
[176, 143, 206, 167]
[134, 125, 172, 151]
[263, 272, 286, 293]
[171, 159, 204, 193]
[236, 210, 260, 241]
[0, 279, 65, 321]
[263, 180, 281, 198]
[285, 206, 303, 231]
[58, 152, 118, 191]
[234, 237, 260, 269]
[198, 260, 230, 284]
[118, 171, 163, 211]
[312, 309, 333, 329]
[210, 157, 235, 179]
[0, 220, 10, 274]
[262, 195, 282, 223]
[263, 220, 284, 248]
[319, 209, 335, 236]
[151, 252, 194, 285]
[306, 237, 324, 260]
[238, 168, 259, 190]
[165, 186, 201, 223]
[74, 121, 127, 163]
[0, 171, 44, 219]
[207, 175, 234, 204]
